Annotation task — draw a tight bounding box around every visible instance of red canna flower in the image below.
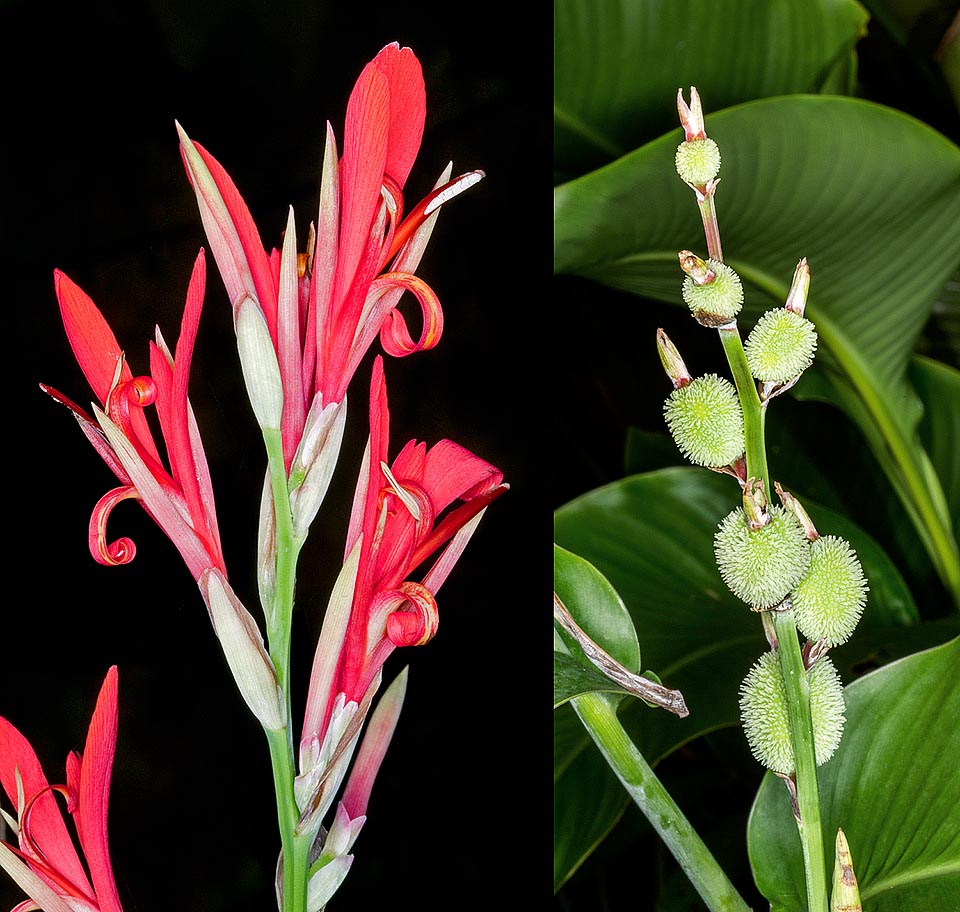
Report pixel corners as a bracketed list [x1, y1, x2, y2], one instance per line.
[0, 667, 124, 912]
[178, 41, 484, 471]
[41, 251, 225, 582]
[301, 355, 507, 759]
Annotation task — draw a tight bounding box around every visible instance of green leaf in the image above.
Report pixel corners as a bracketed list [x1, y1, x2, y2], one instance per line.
[554, 94, 960, 605]
[747, 636, 960, 912]
[552, 466, 922, 889]
[909, 355, 960, 541]
[554, 0, 869, 179]
[554, 543, 640, 672]
[554, 651, 634, 707]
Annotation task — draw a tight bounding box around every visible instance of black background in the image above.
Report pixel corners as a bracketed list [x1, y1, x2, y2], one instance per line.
[3, 2, 548, 909]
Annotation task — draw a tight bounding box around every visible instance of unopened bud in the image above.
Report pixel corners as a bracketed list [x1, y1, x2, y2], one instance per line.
[289, 396, 348, 538]
[832, 828, 862, 912]
[784, 258, 811, 316]
[236, 294, 283, 432]
[199, 568, 286, 731]
[656, 329, 693, 389]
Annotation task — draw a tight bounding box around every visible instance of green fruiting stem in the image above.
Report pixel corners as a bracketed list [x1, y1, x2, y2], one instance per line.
[698, 192, 723, 263]
[718, 327, 828, 912]
[773, 611, 829, 912]
[573, 692, 752, 912]
[719, 327, 769, 490]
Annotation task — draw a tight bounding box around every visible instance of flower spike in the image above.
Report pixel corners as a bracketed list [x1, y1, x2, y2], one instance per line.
[179, 42, 485, 483]
[0, 668, 125, 912]
[42, 252, 225, 582]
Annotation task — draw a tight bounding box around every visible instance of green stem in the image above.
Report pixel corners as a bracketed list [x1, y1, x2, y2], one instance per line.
[262, 427, 310, 912]
[573, 693, 752, 912]
[718, 326, 827, 912]
[772, 613, 829, 912]
[719, 327, 768, 490]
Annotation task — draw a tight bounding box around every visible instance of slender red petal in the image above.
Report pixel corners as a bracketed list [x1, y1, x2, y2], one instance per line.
[75, 667, 124, 912]
[54, 272, 161, 467]
[178, 128, 278, 339]
[334, 61, 389, 317]
[372, 43, 425, 189]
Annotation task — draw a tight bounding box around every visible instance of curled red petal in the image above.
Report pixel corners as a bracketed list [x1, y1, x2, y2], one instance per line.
[375, 273, 443, 356]
[385, 582, 438, 647]
[89, 487, 141, 566]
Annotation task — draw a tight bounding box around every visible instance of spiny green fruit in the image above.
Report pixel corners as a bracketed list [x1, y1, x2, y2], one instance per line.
[675, 138, 721, 186]
[663, 375, 744, 468]
[714, 506, 810, 608]
[793, 535, 868, 647]
[739, 652, 845, 774]
[744, 308, 818, 383]
[682, 260, 743, 322]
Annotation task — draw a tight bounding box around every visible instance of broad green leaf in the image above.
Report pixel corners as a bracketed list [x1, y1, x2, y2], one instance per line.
[747, 636, 960, 912]
[554, 0, 869, 179]
[552, 466, 922, 889]
[909, 355, 960, 539]
[554, 652, 634, 707]
[554, 702, 629, 891]
[554, 94, 960, 605]
[554, 543, 640, 673]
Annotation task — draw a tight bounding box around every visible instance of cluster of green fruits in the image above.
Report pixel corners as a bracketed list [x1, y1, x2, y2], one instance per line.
[664, 125, 868, 775]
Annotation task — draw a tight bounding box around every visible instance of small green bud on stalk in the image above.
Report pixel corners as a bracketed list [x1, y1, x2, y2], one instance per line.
[714, 505, 810, 609]
[679, 251, 743, 324]
[831, 828, 862, 912]
[792, 536, 869, 647]
[739, 651, 845, 775]
[744, 308, 818, 383]
[663, 374, 745, 468]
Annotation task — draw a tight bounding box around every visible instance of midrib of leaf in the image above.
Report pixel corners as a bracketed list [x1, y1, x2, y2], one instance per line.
[554, 101, 625, 160]
[860, 854, 960, 901]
